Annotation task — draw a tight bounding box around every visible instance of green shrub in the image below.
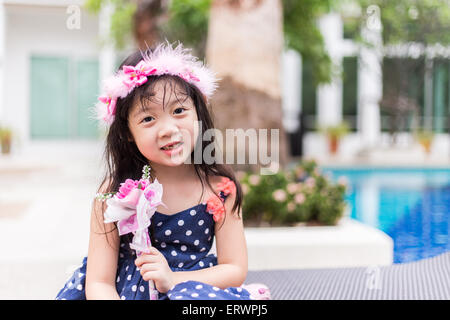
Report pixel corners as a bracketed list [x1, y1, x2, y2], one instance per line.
[240, 159, 347, 226]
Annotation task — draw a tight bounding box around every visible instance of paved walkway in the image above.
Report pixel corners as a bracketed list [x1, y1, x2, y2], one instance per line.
[0, 141, 104, 299]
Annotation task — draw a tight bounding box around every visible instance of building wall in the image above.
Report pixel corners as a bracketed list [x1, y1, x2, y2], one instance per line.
[2, 4, 99, 144]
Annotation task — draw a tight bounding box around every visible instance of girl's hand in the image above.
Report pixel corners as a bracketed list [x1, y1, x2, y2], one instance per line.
[135, 247, 175, 294]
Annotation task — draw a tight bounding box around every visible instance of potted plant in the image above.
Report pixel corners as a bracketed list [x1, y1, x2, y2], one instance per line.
[0, 126, 12, 154]
[321, 122, 350, 155]
[240, 159, 347, 227]
[414, 129, 434, 154]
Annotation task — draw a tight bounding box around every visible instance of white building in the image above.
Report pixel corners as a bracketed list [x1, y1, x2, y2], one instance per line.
[282, 8, 450, 163]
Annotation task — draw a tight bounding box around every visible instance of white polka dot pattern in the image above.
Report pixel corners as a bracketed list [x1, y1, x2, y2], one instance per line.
[55, 193, 260, 301]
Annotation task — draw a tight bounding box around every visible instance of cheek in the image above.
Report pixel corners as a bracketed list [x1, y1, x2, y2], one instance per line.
[182, 116, 200, 150]
[133, 130, 158, 157]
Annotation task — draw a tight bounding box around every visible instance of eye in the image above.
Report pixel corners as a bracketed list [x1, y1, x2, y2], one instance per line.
[141, 116, 154, 123]
[174, 107, 187, 115]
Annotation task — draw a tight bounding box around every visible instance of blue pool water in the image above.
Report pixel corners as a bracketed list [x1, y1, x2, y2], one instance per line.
[321, 167, 450, 264]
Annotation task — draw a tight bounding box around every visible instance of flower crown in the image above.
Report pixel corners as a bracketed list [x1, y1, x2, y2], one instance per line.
[96, 42, 219, 125]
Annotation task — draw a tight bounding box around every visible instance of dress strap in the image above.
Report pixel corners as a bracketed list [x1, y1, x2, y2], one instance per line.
[218, 191, 228, 202]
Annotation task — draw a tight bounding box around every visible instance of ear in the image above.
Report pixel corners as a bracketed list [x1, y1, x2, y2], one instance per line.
[124, 123, 135, 142]
[126, 130, 134, 142]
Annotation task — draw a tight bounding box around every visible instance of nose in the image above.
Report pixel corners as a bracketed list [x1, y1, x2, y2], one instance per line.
[157, 116, 181, 140]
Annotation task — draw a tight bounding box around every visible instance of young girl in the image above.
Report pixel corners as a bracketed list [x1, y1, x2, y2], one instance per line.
[55, 42, 270, 300]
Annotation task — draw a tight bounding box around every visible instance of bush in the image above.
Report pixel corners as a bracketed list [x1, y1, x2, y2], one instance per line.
[240, 159, 347, 226]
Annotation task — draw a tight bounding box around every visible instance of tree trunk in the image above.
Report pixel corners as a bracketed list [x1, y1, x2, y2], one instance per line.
[133, 0, 166, 50]
[206, 0, 290, 173]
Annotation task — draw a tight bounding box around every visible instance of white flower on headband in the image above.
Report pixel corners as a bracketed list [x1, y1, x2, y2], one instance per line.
[95, 41, 219, 126]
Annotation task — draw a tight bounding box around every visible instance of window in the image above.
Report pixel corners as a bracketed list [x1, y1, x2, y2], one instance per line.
[342, 56, 358, 132]
[301, 58, 317, 132]
[381, 57, 425, 133]
[381, 57, 450, 133]
[433, 59, 450, 133]
[30, 56, 99, 139]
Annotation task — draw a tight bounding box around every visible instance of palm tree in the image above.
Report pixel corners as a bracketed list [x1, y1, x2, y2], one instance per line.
[133, 0, 166, 49]
[206, 0, 289, 172]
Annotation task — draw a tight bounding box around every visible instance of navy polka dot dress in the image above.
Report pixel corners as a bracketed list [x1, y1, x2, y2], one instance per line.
[55, 187, 266, 300]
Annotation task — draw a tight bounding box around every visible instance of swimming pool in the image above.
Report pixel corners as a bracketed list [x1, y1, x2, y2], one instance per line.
[321, 167, 450, 264]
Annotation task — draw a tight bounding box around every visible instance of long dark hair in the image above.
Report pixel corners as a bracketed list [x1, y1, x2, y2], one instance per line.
[97, 49, 243, 247]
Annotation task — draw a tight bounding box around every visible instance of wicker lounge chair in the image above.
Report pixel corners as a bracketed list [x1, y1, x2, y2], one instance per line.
[245, 252, 450, 300]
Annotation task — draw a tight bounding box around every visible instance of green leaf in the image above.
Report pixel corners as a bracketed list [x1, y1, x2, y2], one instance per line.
[84, 0, 103, 13]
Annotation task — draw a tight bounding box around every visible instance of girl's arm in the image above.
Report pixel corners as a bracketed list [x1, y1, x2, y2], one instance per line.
[85, 194, 121, 300]
[171, 190, 248, 288]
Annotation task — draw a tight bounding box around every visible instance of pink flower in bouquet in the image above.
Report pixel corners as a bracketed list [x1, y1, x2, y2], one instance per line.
[137, 179, 149, 190]
[119, 214, 139, 235]
[104, 178, 164, 236]
[116, 179, 150, 199]
[144, 188, 155, 201]
[117, 179, 138, 199]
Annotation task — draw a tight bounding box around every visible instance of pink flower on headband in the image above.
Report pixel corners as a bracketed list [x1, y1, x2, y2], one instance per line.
[178, 69, 200, 83]
[98, 95, 117, 125]
[123, 61, 157, 88]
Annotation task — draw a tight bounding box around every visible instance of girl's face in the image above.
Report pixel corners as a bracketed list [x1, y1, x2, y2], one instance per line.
[128, 80, 199, 167]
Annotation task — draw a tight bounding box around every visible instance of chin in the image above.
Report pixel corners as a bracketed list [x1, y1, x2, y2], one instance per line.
[166, 154, 190, 166]
[165, 159, 186, 166]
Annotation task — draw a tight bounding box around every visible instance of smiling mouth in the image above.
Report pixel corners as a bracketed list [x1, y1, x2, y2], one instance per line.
[161, 142, 183, 150]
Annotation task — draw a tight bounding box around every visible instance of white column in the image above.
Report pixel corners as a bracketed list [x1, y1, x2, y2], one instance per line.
[423, 58, 433, 131]
[0, 1, 5, 123]
[317, 13, 343, 128]
[99, 4, 116, 82]
[358, 5, 382, 148]
[281, 49, 302, 133]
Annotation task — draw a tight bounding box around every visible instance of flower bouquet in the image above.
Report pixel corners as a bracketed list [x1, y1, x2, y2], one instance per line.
[96, 165, 165, 300]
